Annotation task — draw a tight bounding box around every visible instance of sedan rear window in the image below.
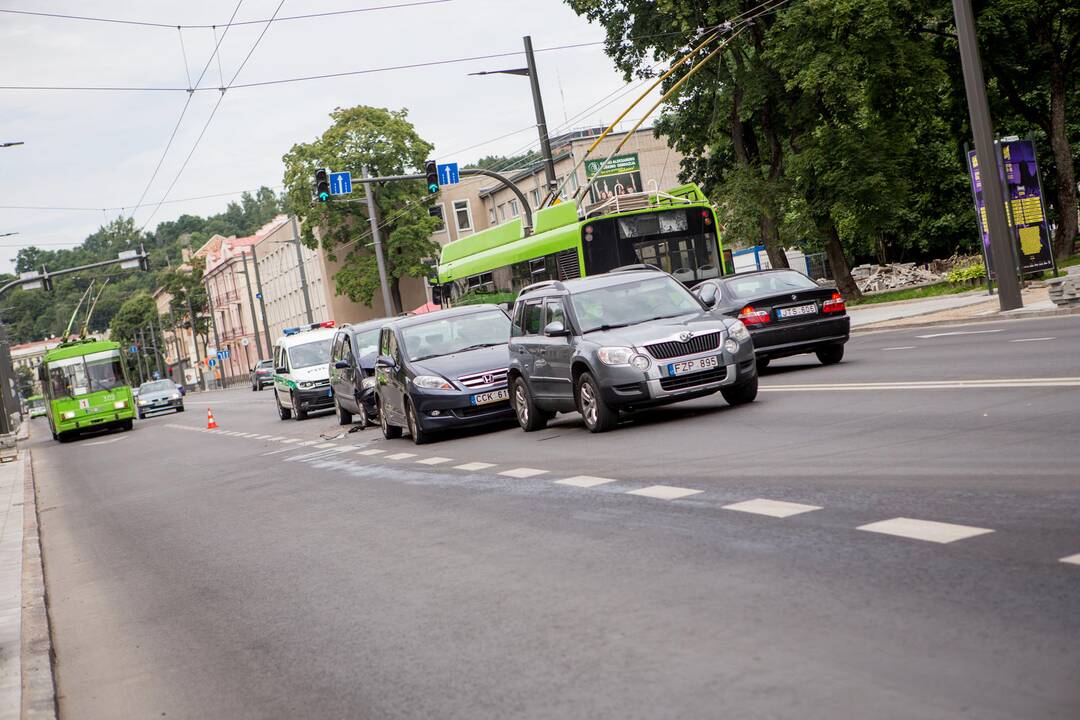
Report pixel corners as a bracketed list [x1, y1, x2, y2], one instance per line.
[724, 271, 819, 298]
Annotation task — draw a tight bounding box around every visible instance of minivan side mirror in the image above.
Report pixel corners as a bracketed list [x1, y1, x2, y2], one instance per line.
[375, 355, 396, 369]
[544, 321, 569, 337]
[333, 360, 350, 370]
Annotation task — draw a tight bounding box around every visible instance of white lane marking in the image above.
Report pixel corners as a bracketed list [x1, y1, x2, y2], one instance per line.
[298, 440, 318, 446]
[857, 517, 993, 544]
[1009, 337, 1056, 343]
[626, 485, 703, 501]
[261, 448, 294, 456]
[416, 457, 453, 465]
[454, 462, 496, 472]
[255, 435, 273, 440]
[85, 436, 125, 446]
[385, 452, 417, 460]
[1060, 554, 1080, 566]
[915, 329, 1005, 339]
[723, 498, 822, 518]
[762, 377, 1080, 392]
[356, 448, 385, 456]
[882, 346, 916, 351]
[266, 436, 285, 441]
[499, 467, 548, 479]
[315, 442, 338, 449]
[555, 475, 618, 488]
[281, 438, 300, 444]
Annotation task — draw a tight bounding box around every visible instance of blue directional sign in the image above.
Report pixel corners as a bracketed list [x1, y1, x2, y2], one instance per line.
[217, 349, 230, 361]
[329, 171, 352, 195]
[208, 358, 216, 367]
[437, 163, 459, 186]
[129, 345, 138, 354]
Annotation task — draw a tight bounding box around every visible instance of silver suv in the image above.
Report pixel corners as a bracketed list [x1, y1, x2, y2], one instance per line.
[507, 267, 758, 433]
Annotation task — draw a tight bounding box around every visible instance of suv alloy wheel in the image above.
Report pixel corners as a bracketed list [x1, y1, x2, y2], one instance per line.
[513, 376, 550, 432]
[576, 372, 617, 433]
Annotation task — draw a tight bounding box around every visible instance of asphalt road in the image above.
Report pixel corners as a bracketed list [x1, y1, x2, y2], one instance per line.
[30, 315, 1080, 719]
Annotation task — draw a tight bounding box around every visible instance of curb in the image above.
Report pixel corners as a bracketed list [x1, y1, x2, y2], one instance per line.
[852, 305, 1080, 335]
[20, 452, 57, 720]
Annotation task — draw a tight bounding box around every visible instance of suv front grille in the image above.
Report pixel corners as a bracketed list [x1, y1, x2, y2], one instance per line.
[659, 366, 727, 391]
[458, 367, 508, 388]
[645, 331, 721, 360]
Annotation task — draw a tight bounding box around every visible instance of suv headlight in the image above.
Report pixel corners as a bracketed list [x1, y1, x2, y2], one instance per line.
[727, 320, 751, 344]
[361, 376, 377, 390]
[412, 375, 452, 390]
[597, 347, 635, 365]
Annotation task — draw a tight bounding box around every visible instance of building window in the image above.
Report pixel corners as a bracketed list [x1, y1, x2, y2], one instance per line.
[509, 199, 519, 218]
[497, 204, 506, 221]
[453, 200, 473, 232]
[429, 203, 446, 233]
[530, 188, 542, 208]
[488, 206, 496, 224]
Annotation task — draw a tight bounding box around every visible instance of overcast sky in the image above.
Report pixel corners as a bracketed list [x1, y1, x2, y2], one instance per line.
[0, 0, 662, 273]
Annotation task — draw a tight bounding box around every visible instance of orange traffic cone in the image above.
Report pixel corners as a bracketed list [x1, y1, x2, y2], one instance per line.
[206, 408, 219, 430]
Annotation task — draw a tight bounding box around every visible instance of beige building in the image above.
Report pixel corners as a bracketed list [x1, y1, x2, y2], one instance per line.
[152, 286, 203, 387]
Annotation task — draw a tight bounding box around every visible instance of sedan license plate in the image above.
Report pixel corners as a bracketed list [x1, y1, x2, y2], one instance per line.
[777, 302, 818, 319]
[667, 355, 720, 377]
[470, 388, 509, 406]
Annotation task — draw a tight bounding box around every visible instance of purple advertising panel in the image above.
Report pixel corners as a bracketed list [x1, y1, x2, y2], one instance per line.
[966, 139, 1054, 276]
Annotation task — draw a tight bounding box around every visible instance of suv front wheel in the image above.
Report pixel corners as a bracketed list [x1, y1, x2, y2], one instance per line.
[576, 372, 617, 433]
[512, 376, 550, 432]
[721, 374, 758, 406]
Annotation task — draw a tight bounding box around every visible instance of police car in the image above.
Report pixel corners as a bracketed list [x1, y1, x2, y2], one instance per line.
[272, 321, 338, 420]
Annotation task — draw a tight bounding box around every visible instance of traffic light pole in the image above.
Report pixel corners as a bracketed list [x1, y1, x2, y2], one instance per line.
[361, 166, 397, 317]
[952, 0, 1022, 311]
[249, 244, 274, 357]
[523, 35, 558, 194]
[236, 254, 264, 361]
[290, 216, 315, 324]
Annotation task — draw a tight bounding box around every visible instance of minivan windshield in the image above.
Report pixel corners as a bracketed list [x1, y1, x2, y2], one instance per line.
[288, 339, 333, 369]
[402, 310, 510, 361]
[571, 276, 702, 333]
[354, 329, 380, 358]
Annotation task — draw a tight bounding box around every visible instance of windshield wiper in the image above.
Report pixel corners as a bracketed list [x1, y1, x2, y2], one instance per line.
[451, 342, 504, 353]
[583, 322, 634, 334]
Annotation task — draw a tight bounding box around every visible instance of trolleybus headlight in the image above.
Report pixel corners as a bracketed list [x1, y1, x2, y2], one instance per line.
[114, 400, 127, 409]
[61, 411, 76, 420]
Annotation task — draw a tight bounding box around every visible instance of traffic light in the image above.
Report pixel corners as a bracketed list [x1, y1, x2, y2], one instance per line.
[315, 168, 330, 202]
[424, 160, 439, 194]
[138, 243, 150, 272]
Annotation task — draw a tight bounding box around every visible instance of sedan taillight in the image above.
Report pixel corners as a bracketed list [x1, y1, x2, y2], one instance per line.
[822, 292, 846, 313]
[738, 305, 771, 325]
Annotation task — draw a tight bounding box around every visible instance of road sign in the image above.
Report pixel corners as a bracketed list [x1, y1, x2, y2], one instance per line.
[208, 358, 217, 367]
[217, 349, 230, 361]
[129, 345, 138, 354]
[437, 163, 459, 186]
[329, 171, 352, 195]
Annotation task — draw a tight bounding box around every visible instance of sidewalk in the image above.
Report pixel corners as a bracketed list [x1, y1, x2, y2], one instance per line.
[847, 291, 992, 328]
[0, 450, 23, 720]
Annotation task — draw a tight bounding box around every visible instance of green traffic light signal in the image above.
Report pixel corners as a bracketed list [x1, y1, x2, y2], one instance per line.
[428, 182, 439, 193]
[424, 160, 439, 195]
[319, 191, 330, 202]
[314, 168, 330, 203]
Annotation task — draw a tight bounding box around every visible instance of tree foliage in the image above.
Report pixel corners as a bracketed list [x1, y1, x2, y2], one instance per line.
[282, 105, 439, 314]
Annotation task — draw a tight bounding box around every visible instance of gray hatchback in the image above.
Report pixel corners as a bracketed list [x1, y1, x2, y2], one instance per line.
[507, 267, 758, 433]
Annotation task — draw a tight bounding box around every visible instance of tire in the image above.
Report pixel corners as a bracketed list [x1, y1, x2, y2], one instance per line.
[336, 398, 352, 426]
[379, 399, 402, 439]
[276, 391, 292, 421]
[816, 343, 845, 365]
[292, 393, 307, 421]
[576, 372, 617, 433]
[406, 401, 430, 445]
[137, 411, 145, 420]
[120, 419, 133, 431]
[755, 356, 771, 372]
[357, 400, 371, 428]
[512, 376, 549, 432]
[721, 374, 758, 406]
[251, 383, 257, 392]
[177, 405, 184, 413]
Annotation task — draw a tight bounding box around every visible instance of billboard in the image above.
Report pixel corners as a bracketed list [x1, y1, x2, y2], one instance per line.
[584, 153, 643, 204]
[966, 138, 1054, 276]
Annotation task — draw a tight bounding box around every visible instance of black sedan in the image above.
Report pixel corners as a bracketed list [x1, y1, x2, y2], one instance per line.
[375, 305, 514, 445]
[692, 269, 849, 369]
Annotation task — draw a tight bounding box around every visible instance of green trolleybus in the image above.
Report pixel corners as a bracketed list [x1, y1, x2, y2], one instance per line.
[39, 339, 136, 441]
[436, 183, 729, 306]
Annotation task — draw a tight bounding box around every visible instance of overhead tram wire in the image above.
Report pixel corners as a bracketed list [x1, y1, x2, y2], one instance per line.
[126, 0, 247, 221]
[0, 186, 286, 214]
[0, 1, 453, 30]
[137, 0, 287, 233]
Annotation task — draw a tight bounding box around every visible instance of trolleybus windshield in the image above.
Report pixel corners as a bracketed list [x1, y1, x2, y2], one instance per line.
[48, 349, 126, 397]
[582, 207, 721, 284]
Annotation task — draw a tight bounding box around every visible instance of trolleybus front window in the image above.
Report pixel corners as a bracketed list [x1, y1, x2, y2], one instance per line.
[84, 350, 126, 392]
[49, 357, 89, 397]
[583, 207, 721, 283]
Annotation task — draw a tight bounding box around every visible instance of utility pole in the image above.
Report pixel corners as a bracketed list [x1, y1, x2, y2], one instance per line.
[237, 252, 264, 361]
[361, 166, 397, 316]
[249, 244, 273, 354]
[183, 288, 206, 390]
[952, 0, 1022, 311]
[148, 317, 165, 377]
[290, 216, 314, 324]
[524, 35, 558, 194]
[206, 286, 224, 388]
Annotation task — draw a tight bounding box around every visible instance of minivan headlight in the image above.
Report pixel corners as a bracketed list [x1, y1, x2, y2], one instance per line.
[412, 375, 452, 390]
[727, 320, 751, 344]
[597, 347, 635, 365]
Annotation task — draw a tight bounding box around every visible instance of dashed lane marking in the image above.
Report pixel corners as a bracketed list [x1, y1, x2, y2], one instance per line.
[1060, 554, 1080, 566]
[416, 457, 453, 465]
[315, 442, 338, 449]
[454, 462, 496, 471]
[857, 517, 994, 544]
[555, 475, 618, 488]
[723, 498, 822, 518]
[915, 329, 1005, 339]
[356, 448, 385, 456]
[385, 452, 417, 460]
[761, 377, 1080, 392]
[499, 467, 548, 479]
[626, 485, 703, 501]
[882, 346, 916, 351]
[298, 440, 318, 446]
[85, 436, 126, 446]
[255, 435, 273, 440]
[281, 438, 300, 444]
[1009, 337, 1056, 343]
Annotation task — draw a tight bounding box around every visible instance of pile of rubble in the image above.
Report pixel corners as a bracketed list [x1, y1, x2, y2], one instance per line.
[853, 254, 981, 293]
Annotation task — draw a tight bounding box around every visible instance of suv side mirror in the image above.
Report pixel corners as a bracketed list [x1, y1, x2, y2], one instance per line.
[375, 355, 396, 369]
[333, 360, 350, 370]
[544, 321, 569, 337]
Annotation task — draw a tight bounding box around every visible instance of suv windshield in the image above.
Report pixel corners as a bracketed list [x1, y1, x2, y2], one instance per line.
[288, 338, 333, 369]
[139, 380, 174, 393]
[725, 270, 819, 298]
[571, 275, 703, 333]
[402, 310, 510, 361]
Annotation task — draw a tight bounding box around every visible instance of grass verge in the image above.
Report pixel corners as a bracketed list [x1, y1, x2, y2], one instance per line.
[849, 282, 976, 306]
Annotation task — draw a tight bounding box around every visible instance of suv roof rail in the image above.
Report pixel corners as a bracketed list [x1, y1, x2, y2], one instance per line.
[609, 263, 664, 274]
[519, 279, 566, 296]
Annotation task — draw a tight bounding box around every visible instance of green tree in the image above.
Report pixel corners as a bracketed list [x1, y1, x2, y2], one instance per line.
[281, 105, 439, 314]
[109, 293, 162, 380]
